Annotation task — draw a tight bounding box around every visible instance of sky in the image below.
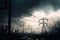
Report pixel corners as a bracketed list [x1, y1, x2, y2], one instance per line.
[0, 0, 60, 33]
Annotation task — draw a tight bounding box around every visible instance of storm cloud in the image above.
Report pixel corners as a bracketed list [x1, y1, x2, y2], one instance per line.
[11, 0, 60, 18]
[0, 0, 60, 33]
[11, 0, 60, 24]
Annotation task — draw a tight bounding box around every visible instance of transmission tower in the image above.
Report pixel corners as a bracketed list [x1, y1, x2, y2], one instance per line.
[21, 10, 49, 33]
[39, 17, 48, 32]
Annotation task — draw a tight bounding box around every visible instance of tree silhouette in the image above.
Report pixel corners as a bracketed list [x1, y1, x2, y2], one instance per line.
[0, 25, 8, 34]
[15, 29, 19, 33]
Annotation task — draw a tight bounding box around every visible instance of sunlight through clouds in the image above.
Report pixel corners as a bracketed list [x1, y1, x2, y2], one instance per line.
[19, 9, 60, 33]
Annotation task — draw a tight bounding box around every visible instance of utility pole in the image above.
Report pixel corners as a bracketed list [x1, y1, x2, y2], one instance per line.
[23, 23, 24, 33]
[31, 27, 32, 33]
[23, 26, 24, 33]
[8, 0, 11, 35]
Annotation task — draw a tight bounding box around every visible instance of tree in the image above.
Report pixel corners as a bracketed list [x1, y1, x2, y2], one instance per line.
[0, 25, 8, 34]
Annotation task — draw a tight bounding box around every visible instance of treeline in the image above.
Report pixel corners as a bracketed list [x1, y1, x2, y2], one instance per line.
[0, 24, 8, 34]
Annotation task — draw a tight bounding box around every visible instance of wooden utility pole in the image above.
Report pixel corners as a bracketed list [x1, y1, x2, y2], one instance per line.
[8, 0, 11, 34]
[31, 27, 32, 33]
[23, 23, 25, 33]
[23, 26, 24, 33]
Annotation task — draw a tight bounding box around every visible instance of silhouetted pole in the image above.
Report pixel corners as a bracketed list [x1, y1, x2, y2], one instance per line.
[8, 0, 11, 35]
[23, 26, 24, 33]
[31, 27, 32, 33]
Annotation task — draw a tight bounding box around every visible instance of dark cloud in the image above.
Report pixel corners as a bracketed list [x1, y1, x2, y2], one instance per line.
[0, 0, 60, 24]
[11, 0, 41, 18]
[40, 0, 60, 10]
[11, 0, 60, 17]
[0, 0, 60, 33]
